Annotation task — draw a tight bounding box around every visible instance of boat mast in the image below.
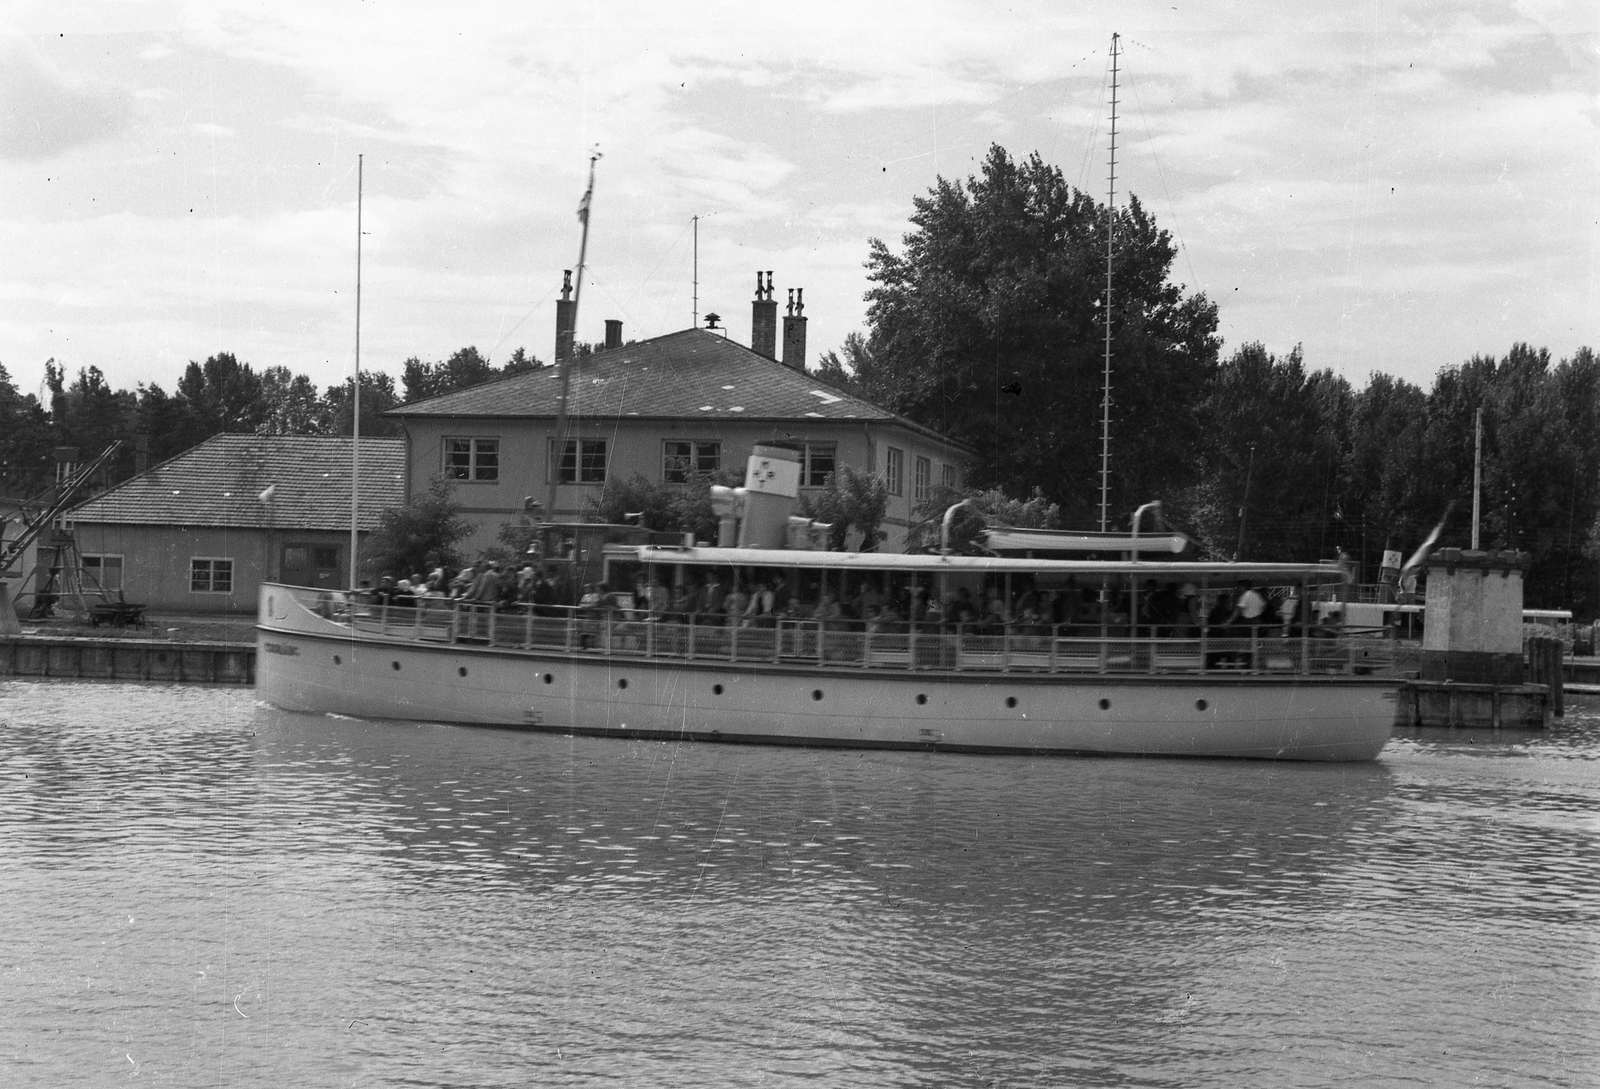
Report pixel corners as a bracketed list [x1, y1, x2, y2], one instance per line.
[350, 153, 363, 591]
[1099, 33, 1119, 534]
[546, 151, 601, 519]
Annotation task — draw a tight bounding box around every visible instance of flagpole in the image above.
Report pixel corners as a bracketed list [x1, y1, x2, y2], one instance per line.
[350, 153, 363, 592]
[1471, 406, 1482, 550]
[545, 151, 600, 520]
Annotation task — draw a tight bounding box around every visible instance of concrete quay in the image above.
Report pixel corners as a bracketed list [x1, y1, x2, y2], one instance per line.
[0, 634, 254, 685]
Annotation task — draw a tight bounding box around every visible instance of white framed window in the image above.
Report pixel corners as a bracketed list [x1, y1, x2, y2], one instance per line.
[550, 438, 608, 484]
[663, 440, 721, 483]
[914, 456, 932, 501]
[190, 557, 234, 593]
[801, 442, 836, 487]
[885, 447, 904, 496]
[82, 553, 123, 592]
[444, 437, 499, 482]
[941, 463, 958, 489]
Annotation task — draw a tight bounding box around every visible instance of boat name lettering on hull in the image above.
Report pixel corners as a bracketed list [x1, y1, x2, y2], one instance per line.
[263, 642, 300, 656]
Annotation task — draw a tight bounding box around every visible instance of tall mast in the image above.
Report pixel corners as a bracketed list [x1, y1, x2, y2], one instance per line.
[1099, 33, 1119, 533]
[546, 151, 601, 519]
[692, 214, 699, 329]
[350, 153, 363, 590]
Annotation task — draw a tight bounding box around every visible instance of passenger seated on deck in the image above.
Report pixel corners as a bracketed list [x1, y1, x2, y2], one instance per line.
[945, 587, 978, 627]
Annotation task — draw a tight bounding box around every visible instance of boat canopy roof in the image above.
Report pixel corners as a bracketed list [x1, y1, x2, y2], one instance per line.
[625, 545, 1348, 583]
[979, 528, 1189, 554]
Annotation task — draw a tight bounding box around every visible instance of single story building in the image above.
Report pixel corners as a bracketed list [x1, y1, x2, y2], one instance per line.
[68, 434, 405, 615]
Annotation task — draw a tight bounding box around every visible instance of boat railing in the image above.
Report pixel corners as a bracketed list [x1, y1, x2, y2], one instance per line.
[278, 587, 1393, 677]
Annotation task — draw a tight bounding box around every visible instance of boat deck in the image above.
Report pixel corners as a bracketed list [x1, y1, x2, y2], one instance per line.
[288, 592, 1394, 679]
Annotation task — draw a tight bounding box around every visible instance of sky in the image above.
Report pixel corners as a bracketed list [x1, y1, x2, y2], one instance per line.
[1, 0, 1596, 405]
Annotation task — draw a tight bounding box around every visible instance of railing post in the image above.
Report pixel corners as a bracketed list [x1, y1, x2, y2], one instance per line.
[565, 612, 575, 652]
[487, 605, 496, 645]
[909, 622, 918, 671]
[1048, 624, 1057, 673]
[688, 619, 696, 660]
[1002, 625, 1011, 673]
[604, 610, 613, 656]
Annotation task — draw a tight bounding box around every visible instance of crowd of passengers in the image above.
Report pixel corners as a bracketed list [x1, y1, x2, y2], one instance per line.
[358, 561, 1319, 639]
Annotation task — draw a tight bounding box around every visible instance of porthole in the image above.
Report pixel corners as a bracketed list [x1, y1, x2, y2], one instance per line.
[713, 684, 724, 695]
[543, 673, 553, 684]
[915, 693, 927, 705]
[812, 689, 823, 701]
[1196, 699, 1209, 712]
[458, 666, 468, 677]
[391, 661, 401, 671]
[1097, 698, 1110, 711]
[1005, 696, 1017, 709]
[617, 678, 628, 690]
[332, 654, 341, 665]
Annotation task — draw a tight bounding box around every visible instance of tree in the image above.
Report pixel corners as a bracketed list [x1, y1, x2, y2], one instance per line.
[401, 345, 544, 403]
[903, 483, 1063, 553]
[359, 477, 472, 578]
[174, 352, 267, 445]
[859, 144, 1219, 524]
[584, 469, 742, 544]
[799, 466, 890, 551]
[0, 362, 53, 495]
[324, 373, 403, 437]
[257, 366, 329, 435]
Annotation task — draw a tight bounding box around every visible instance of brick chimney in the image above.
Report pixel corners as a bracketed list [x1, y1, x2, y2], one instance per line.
[604, 319, 623, 350]
[554, 270, 575, 362]
[781, 287, 807, 371]
[750, 271, 777, 359]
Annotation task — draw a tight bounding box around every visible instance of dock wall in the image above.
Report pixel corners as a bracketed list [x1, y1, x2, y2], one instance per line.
[0, 636, 255, 685]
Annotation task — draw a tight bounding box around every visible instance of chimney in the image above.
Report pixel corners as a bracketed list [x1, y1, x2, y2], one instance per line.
[554, 270, 575, 362]
[781, 287, 808, 371]
[750, 271, 777, 359]
[604, 319, 623, 350]
[134, 433, 150, 475]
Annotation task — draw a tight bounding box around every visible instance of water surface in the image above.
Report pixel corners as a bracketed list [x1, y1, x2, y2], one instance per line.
[2, 681, 1597, 1086]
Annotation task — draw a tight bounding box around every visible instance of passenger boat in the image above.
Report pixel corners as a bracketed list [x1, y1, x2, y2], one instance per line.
[256, 448, 1398, 761]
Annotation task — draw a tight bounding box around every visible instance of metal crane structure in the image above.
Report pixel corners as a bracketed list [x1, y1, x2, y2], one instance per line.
[0, 441, 124, 634]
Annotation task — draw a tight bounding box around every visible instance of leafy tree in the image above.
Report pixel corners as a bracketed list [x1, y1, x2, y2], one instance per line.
[401, 345, 543, 403]
[174, 352, 267, 445]
[324, 373, 403, 437]
[799, 466, 890, 551]
[584, 469, 742, 544]
[0, 362, 53, 495]
[903, 483, 1063, 553]
[257, 366, 329, 435]
[859, 144, 1219, 524]
[359, 477, 472, 578]
[1187, 343, 1350, 562]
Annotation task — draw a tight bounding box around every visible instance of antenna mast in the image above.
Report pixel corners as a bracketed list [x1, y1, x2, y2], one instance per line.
[350, 153, 363, 591]
[1099, 33, 1119, 533]
[692, 215, 699, 329]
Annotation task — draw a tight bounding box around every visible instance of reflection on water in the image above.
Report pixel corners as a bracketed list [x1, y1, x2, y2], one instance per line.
[3, 681, 1598, 1087]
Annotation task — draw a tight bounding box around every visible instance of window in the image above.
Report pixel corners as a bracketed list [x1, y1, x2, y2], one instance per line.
[445, 437, 499, 482]
[915, 456, 932, 501]
[82, 554, 123, 592]
[885, 447, 904, 496]
[551, 438, 608, 484]
[942, 463, 958, 489]
[663, 440, 721, 483]
[191, 558, 234, 593]
[802, 442, 836, 487]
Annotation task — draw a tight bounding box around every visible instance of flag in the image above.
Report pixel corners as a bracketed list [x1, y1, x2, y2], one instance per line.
[1399, 503, 1455, 584]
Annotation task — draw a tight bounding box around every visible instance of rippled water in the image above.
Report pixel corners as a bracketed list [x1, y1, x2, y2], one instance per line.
[2, 681, 1597, 1087]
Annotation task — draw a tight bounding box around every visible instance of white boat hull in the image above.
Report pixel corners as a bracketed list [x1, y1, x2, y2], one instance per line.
[257, 588, 1396, 761]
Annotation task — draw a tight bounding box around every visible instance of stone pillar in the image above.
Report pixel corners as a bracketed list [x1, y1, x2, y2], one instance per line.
[1419, 549, 1528, 684]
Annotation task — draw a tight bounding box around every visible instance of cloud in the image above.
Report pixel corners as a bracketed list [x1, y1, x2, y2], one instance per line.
[0, 36, 133, 161]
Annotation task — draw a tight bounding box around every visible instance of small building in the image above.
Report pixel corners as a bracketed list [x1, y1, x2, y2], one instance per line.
[68, 434, 406, 615]
[390, 274, 972, 553]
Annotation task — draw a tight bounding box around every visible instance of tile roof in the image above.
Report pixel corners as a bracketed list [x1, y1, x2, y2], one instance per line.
[390, 327, 965, 449]
[70, 434, 407, 531]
